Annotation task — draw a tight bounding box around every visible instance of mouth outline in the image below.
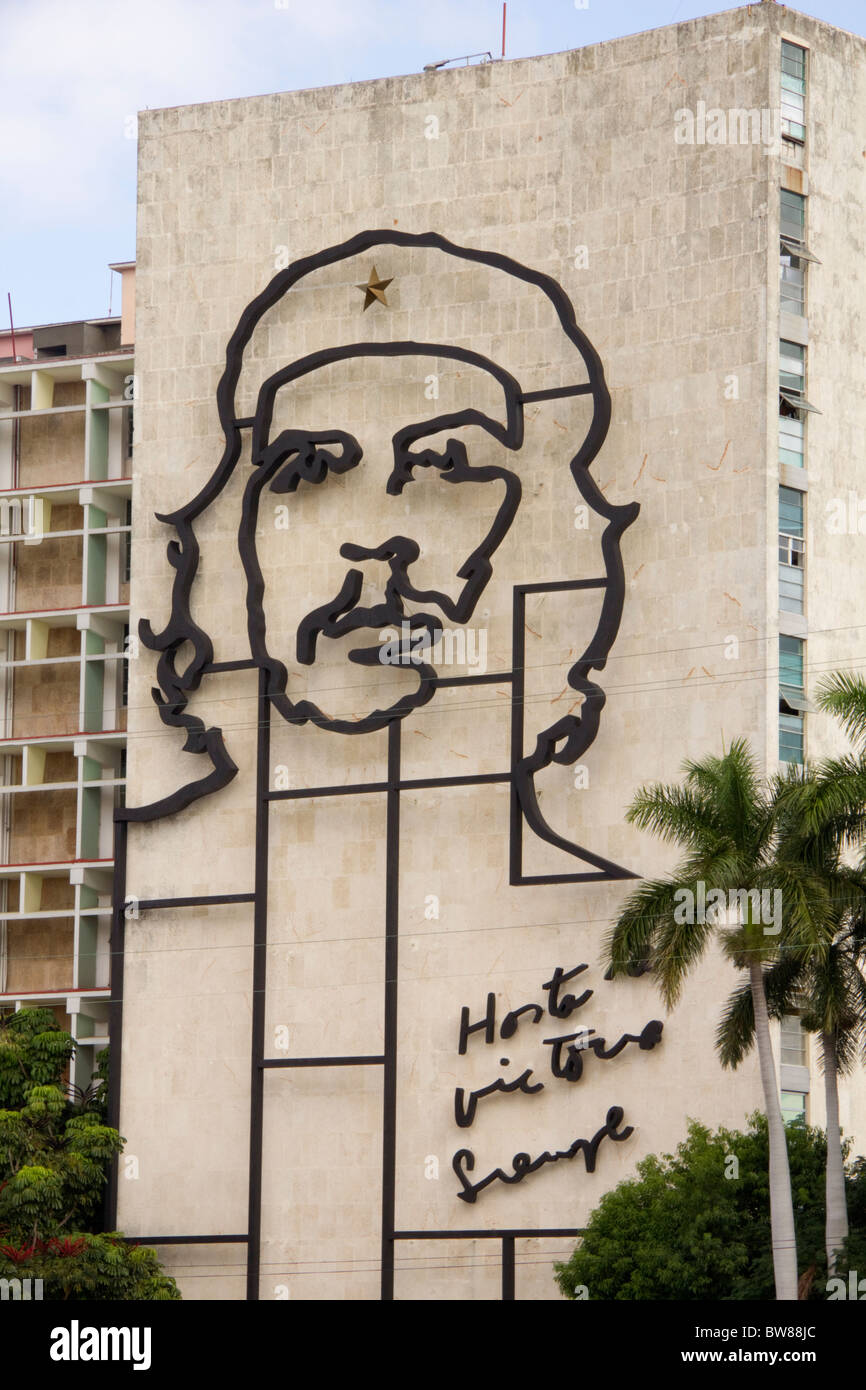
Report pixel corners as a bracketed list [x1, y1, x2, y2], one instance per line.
[295, 564, 444, 669]
[349, 617, 443, 668]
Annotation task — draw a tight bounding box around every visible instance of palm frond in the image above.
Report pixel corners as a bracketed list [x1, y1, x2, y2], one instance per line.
[650, 907, 717, 1010]
[816, 671, 866, 747]
[790, 754, 866, 841]
[716, 979, 755, 1068]
[682, 739, 765, 848]
[764, 951, 809, 1015]
[604, 878, 683, 977]
[625, 784, 718, 848]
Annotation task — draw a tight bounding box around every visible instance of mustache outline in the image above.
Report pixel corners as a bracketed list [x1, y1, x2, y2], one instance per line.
[296, 566, 443, 667]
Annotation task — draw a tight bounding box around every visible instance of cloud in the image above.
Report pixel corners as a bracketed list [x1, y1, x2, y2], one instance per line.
[0, 0, 261, 217]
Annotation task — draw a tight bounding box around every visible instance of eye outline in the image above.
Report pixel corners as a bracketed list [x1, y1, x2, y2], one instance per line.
[388, 432, 479, 497]
[387, 412, 517, 497]
[259, 430, 362, 494]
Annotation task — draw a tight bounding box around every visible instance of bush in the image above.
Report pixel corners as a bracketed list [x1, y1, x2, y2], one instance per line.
[555, 1113, 865, 1300]
[0, 1008, 180, 1300]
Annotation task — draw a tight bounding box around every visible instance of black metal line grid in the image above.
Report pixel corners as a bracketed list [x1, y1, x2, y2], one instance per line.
[392, 1229, 585, 1301]
[105, 233, 642, 1299]
[107, 586, 627, 1299]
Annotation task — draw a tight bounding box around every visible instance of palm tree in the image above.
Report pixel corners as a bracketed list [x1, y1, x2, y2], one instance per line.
[605, 741, 833, 1301]
[716, 769, 866, 1276]
[763, 673, 866, 1275]
[803, 919, 866, 1274]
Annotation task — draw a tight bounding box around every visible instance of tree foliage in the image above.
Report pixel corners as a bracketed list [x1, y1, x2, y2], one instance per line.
[605, 740, 816, 1299]
[555, 1114, 866, 1300]
[0, 1008, 179, 1300]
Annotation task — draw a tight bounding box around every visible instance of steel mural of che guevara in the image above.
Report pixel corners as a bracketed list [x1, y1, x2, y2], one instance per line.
[111, 229, 662, 1300]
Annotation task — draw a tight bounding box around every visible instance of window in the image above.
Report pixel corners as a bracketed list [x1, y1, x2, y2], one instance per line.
[779, 485, 804, 539]
[780, 249, 805, 316]
[781, 40, 806, 143]
[780, 189, 805, 242]
[779, 340, 805, 394]
[779, 191, 819, 320]
[779, 487, 804, 614]
[780, 634, 804, 696]
[779, 340, 820, 435]
[779, 413, 804, 469]
[779, 191, 818, 263]
[781, 1090, 807, 1125]
[780, 1014, 808, 1067]
[780, 712, 804, 764]
[780, 635, 805, 764]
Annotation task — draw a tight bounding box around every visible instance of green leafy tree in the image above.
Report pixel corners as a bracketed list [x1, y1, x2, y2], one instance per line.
[605, 741, 838, 1300]
[555, 1114, 866, 1300]
[0, 1008, 179, 1300]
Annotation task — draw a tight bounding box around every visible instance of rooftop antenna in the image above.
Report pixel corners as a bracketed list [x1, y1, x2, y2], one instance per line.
[423, 52, 494, 72]
[423, 2, 504, 73]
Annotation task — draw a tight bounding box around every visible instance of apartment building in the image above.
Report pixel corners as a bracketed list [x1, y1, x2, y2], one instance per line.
[0, 265, 135, 1095]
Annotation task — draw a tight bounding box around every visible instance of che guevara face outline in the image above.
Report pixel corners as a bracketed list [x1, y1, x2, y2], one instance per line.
[239, 341, 525, 735]
[130, 229, 638, 859]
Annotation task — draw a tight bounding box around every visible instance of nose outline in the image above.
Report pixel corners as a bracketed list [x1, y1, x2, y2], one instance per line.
[340, 533, 470, 628]
[339, 535, 420, 608]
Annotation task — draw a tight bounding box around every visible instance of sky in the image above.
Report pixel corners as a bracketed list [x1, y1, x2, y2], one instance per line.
[1, 0, 863, 329]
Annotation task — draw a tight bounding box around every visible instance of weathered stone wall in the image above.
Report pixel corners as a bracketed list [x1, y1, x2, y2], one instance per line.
[119, 5, 866, 1299]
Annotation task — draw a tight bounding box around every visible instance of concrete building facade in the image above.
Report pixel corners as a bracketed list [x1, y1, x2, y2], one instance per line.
[115, 4, 866, 1298]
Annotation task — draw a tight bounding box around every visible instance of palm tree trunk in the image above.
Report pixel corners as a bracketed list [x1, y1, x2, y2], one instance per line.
[822, 1030, 849, 1276]
[749, 960, 799, 1299]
